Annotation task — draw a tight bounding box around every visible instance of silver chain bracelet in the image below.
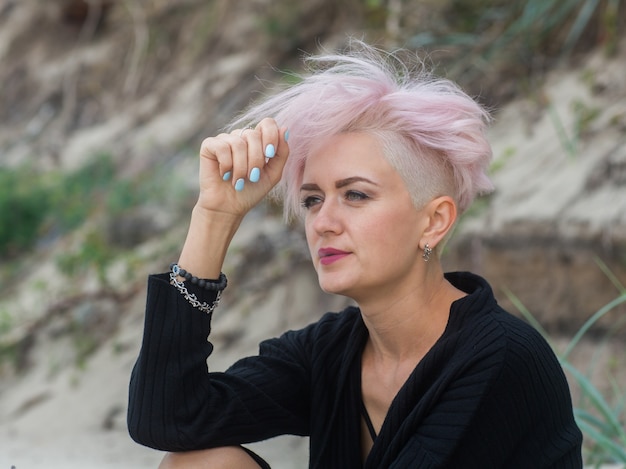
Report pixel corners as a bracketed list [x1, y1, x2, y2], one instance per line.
[170, 271, 222, 314]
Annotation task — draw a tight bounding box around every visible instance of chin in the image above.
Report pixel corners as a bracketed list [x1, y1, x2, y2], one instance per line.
[317, 275, 358, 300]
[317, 275, 344, 293]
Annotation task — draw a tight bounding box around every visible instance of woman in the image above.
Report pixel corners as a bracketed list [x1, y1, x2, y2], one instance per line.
[128, 42, 583, 468]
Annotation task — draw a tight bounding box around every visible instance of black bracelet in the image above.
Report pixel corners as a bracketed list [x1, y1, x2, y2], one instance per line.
[170, 263, 228, 291]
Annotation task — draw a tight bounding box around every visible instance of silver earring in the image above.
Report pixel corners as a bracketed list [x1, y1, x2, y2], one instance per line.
[422, 243, 432, 262]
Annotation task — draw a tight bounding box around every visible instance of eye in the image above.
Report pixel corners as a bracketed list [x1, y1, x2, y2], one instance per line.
[300, 195, 323, 210]
[345, 190, 369, 202]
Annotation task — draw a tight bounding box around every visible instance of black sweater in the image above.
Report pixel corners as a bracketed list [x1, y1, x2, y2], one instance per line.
[128, 271, 583, 468]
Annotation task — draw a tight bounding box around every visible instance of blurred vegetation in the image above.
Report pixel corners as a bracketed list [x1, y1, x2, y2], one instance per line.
[0, 155, 110, 258]
[0, 154, 185, 262]
[406, 0, 625, 104]
[0, 166, 51, 256]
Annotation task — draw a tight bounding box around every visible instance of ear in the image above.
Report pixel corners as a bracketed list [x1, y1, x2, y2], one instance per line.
[420, 195, 458, 251]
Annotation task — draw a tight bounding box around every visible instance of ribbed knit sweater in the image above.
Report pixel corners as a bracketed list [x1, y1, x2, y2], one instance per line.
[128, 271, 583, 468]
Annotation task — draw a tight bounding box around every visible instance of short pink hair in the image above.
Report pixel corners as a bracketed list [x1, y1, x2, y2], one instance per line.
[229, 40, 494, 220]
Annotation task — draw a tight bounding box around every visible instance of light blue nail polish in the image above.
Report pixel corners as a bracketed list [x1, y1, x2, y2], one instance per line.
[284, 129, 290, 142]
[222, 171, 232, 181]
[265, 144, 276, 158]
[249, 167, 260, 183]
[235, 178, 245, 191]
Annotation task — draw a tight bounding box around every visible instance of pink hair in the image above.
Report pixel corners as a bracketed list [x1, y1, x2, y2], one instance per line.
[228, 41, 494, 220]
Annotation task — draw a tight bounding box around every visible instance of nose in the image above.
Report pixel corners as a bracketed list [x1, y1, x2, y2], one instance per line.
[310, 198, 343, 236]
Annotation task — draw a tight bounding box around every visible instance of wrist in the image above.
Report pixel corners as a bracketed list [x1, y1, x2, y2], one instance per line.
[177, 205, 243, 279]
[191, 203, 244, 227]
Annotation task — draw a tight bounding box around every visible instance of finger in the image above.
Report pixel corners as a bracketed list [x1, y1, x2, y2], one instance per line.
[240, 127, 265, 184]
[256, 117, 280, 163]
[264, 127, 290, 185]
[225, 131, 250, 191]
[200, 135, 232, 180]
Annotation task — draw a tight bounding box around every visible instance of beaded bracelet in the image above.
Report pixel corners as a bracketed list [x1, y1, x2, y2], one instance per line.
[169, 263, 228, 291]
[169, 263, 227, 314]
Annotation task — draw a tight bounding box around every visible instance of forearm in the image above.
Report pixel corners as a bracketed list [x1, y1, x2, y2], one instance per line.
[178, 119, 288, 278]
[128, 273, 216, 450]
[128, 274, 311, 451]
[177, 204, 244, 278]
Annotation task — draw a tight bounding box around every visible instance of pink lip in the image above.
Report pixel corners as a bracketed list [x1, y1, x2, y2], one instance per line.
[318, 247, 350, 265]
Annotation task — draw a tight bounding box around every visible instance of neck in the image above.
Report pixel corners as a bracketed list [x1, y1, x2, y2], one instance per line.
[359, 268, 464, 362]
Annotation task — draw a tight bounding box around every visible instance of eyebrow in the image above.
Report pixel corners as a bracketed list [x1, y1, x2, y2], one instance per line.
[300, 176, 378, 192]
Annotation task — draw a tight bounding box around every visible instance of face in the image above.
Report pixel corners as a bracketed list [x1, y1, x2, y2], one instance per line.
[300, 132, 429, 303]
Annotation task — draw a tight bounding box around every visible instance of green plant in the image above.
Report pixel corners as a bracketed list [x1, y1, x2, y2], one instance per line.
[540, 97, 601, 159]
[72, 325, 98, 370]
[56, 230, 114, 285]
[571, 98, 601, 138]
[563, 359, 626, 464]
[105, 166, 181, 215]
[47, 154, 116, 231]
[0, 155, 117, 258]
[518, 85, 601, 159]
[0, 308, 12, 336]
[0, 308, 17, 374]
[0, 166, 51, 256]
[547, 102, 578, 158]
[490, 146, 517, 174]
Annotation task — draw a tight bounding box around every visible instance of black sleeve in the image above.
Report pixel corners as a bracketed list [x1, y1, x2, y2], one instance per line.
[127, 274, 311, 451]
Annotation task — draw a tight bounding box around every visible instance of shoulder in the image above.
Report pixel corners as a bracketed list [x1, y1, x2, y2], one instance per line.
[259, 306, 363, 357]
[446, 271, 553, 355]
[460, 292, 570, 410]
[491, 310, 565, 388]
[444, 272, 564, 384]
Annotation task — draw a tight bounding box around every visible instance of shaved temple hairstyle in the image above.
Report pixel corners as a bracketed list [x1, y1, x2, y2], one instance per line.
[229, 40, 494, 221]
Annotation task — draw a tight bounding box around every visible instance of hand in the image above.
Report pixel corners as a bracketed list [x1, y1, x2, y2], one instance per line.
[195, 117, 289, 218]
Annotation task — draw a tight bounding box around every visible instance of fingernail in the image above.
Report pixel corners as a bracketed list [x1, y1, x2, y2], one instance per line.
[249, 167, 260, 183]
[284, 129, 290, 142]
[222, 171, 232, 181]
[265, 144, 276, 158]
[235, 178, 245, 191]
